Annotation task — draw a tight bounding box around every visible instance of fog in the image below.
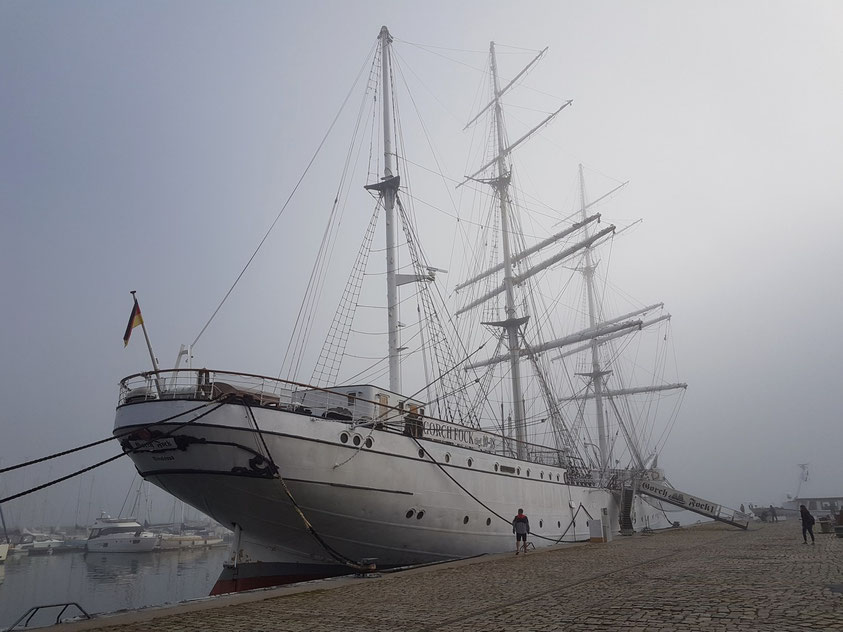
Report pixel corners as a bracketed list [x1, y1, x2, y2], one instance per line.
[2, 1, 842, 529]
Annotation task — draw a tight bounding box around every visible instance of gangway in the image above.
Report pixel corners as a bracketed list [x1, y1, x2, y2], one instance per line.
[638, 479, 749, 530]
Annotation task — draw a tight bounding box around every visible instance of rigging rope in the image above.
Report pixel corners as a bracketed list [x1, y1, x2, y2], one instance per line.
[409, 435, 592, 544]
[192, 42, 376, 352]
[0, 400, 226, 505]
[0, 400, 221, 476]
[311, 203, 381, 387]
[281, 47, 381, 381]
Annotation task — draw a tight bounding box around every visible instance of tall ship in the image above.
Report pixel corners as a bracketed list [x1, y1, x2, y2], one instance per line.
[115, 27, 713, 594]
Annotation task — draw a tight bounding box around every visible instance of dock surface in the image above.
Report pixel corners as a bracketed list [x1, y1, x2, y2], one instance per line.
[50, 521, 842, 631]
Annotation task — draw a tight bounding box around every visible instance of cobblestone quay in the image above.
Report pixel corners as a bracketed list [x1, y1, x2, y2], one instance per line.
[51, 521, 842, 631]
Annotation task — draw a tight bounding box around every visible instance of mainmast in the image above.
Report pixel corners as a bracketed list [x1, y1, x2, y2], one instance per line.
[379, 25, 402, 394]
[458, 43, 572, 459]
[489, 41, 528, 460]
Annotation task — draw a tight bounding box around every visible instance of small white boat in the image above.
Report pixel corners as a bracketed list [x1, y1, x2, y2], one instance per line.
[86, 514, 159, 553]
[0, 543, 8, 563]
[19, 531, 65, 555]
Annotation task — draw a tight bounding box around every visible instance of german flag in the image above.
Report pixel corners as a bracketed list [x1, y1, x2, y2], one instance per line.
[123, 296, 144, 347]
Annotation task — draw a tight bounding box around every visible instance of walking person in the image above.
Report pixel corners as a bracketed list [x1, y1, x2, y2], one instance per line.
[512, 508, 530, 555]
[800, 504, 815, 544]
[769, 504, 778, 523]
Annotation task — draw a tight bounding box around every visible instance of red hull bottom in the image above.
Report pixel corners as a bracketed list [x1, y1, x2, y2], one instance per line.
[210, 563, 352, 595]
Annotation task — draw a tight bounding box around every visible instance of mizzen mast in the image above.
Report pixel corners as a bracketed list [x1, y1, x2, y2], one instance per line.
[577, 164, 610, 478]
[572, 164, 687, 474]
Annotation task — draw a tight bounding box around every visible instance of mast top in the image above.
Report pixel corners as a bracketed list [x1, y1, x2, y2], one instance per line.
[379, 25, 392, 41]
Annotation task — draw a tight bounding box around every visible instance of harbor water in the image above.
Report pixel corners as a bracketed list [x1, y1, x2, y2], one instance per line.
[0, 547, 228, 629]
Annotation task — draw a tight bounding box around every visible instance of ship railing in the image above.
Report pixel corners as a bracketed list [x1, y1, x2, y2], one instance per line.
[118, 369, 295, 409]
[118, 369, 580, 468]
[526, 447, 568, 467]
[563, 467, 639, 489]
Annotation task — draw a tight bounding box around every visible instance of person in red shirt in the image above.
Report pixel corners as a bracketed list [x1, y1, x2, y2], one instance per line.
[512, 508, 530, 555]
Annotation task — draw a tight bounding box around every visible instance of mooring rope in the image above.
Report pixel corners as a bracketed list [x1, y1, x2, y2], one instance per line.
[244, 405, 368, 572]
[0, 399, 226, 504]
[410, 435, 593, 544]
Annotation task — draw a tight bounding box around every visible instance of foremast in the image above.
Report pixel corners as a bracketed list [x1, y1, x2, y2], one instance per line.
[379, 26, 401, 394]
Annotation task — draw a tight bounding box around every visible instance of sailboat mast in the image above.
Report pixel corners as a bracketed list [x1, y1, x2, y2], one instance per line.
[578, 164, 609, 477]
[379, 26, 402, 394]
[490, 42, 527, 459]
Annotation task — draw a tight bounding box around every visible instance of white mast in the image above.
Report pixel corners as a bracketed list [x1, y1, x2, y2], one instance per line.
[490, 42, 527, 459]
[578, 164, 610, 478]
[379, 26, 401, 394]
[365, 27, 439, 396]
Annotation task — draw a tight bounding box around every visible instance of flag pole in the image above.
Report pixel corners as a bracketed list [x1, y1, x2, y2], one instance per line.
[131, 291, 164, 397]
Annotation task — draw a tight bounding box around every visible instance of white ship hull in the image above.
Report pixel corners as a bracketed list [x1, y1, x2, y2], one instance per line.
[115, 397, 670, 592]
[85, 533, 159, 553]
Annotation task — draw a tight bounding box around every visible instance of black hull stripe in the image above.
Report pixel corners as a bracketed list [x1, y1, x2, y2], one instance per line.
[141, 469, 414, 496]
[119, 418, 575, 488]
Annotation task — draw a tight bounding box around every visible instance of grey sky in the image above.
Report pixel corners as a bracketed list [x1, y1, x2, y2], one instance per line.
[2, 0, 842, 527]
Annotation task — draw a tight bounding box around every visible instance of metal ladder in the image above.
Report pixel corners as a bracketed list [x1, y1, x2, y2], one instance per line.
[619, 486, 636, 535]
[638, 479, 749, 529]
[7, 602, 90, 630]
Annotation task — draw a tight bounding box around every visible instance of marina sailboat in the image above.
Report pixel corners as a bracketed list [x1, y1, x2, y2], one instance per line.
[115, 27, 698, 594]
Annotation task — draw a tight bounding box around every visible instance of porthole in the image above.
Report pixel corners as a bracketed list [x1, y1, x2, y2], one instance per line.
[467, 458, 473, 467]
[494, 463, 499, 472]
[416, 510, 425, 519]
[406, 509, 415, 519]
[463, 516, 470, 524]
[526, 469, 531, 477]
[340, 432, 349, 444]
[540, 471, 544, 479]
[557, 521, 561, 528]
[365, 437, 373, 448]
[556, 474, 560, 481]
[352, 434, 362, 447]
[516, 467, 521, 475]
[418, 449, 425, 458]
[486, 518, 491, 526]
[540, 520, 543, 528]
[444, 453, 451, 463]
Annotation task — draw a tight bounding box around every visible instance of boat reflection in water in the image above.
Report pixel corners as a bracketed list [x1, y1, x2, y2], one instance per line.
[83, 554, 143, 584]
